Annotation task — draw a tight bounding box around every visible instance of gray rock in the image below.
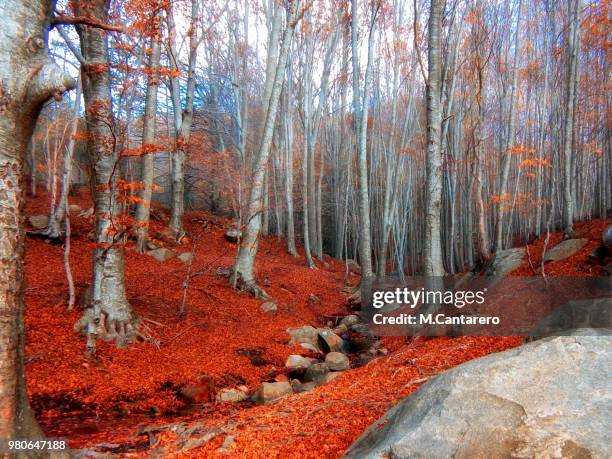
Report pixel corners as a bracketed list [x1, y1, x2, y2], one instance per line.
[177, 252, 194, 264]
[254, 381, 293, 404]
[147, 247, 175, 262]
[544, 238, 589, 263]
[303, 362, 329, 385]
[309, 293, 321, 304]
[224, 228, 242, 243]
[260, 301, 277, 314]
[300, 342, 320, 353]
[344, 331, 612, 459]
[28, 215, 49, 230]
[285, 355, 312, 371]
[216, 388, 248, 403]
[325, 352, 350, 371]
[603, 225, 612, 250]
[288, 325, 320, 350]
[340, 314, 361, 328]
[486, 247, 525, 278]
[291, 381, 316, 393]
[317, 329, 345, 353]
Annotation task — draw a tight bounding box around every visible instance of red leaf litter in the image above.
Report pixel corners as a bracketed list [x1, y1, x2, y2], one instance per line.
[23, 188, 609, 458]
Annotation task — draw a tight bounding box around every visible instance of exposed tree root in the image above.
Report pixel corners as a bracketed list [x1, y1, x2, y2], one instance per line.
[74, 293, 139, 351]
[230, 271, 271, 300]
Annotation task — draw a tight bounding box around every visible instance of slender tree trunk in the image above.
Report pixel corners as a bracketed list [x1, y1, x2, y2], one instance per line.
[168, 0, 199, 240]
[0, 0, 73, 444]
[231, 0, 302, 295]
[135, 38, 161, 253]
[494, 0, 522, 251]
[562, 0, 581, 235]
[351, 0, 376, 279]
[423, 0, 445, 276]
[46, 78, 82, 239]
[75, 0, 137, 350]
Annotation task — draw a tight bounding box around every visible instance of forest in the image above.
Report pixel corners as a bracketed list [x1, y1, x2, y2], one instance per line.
[0, 0, 610, 457]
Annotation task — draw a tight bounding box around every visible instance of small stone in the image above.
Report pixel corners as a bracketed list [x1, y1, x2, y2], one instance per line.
[291, 381, 316, 393]
[333, 324, 348, 335]
[325, 352, 350, 371]
[300, 342, 320, 353]
[178, 252, 194, 264]
[603, 225, 612, 250]
[216, 388, 248, 403]
[340, 315, 361, 328]
[304, 362, 329, 384]
[28, 215, 48, 230]
[225, 228, 242, 243]
[317, 329, 345, 353]
[260, 301, 277, 314]
[309, 293, 321, 304]
[254, 381, 293, 404]
[287, 325, 319, 346]
[147, 247, 175, 262]
[378, 348, 389, 356]
[285, 355, 312, 371]
[68, 204, 82, 213]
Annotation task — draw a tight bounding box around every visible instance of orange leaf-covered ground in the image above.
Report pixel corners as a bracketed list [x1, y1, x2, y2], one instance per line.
[23, 188, 609, 457]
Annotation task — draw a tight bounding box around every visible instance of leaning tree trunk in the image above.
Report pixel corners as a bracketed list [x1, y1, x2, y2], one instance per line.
[75, 0, 138, 351]
[231, 0, 302, 296]
[135, 37, 161, 253]
[423, 0, 445, 276]
[0, 0, 74, 445]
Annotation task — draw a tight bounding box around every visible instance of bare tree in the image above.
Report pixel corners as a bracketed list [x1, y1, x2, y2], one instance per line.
[135, 36, 161, 253]
[423, 0, 445, 276]
[75, 0, 138, 351]
[0, 0, 73, 443]
[231, 0, 302, 297]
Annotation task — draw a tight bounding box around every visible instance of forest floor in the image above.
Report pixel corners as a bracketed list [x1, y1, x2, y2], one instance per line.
[23, 188, 610, 458]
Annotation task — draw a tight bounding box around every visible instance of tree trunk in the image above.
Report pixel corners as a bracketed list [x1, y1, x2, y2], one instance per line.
[135, 38, 161, 253]
[168, 0, 199, 240]
[46, 78, 82, 239]
[231, 0, 302, 296]
[351, 0, 376, 279]
[423, 0, 445, 276]
[0, 0, 73, 445]
[494, 0, 522, 251]
[75, 0, 137, 350]
[562, 0, 581, 235]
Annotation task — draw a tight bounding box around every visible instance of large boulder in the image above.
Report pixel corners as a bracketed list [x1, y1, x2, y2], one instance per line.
[344, 330, 611, 459]
[485, 247, 524, 278]
[544, 238, 588, 263]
